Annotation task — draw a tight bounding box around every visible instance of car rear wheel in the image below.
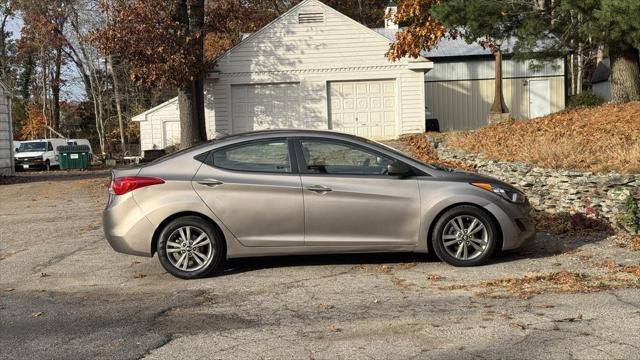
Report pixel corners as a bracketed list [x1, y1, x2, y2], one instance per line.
[157, 216, 224, 279]
[432, 205, 498, 267]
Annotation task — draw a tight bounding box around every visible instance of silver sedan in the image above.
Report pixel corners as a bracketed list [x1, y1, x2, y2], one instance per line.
[103, 130, 535, 279]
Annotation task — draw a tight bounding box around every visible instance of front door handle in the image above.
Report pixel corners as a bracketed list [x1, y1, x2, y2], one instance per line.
[197, 179, 224, 187]
[305, 185, 332, 193]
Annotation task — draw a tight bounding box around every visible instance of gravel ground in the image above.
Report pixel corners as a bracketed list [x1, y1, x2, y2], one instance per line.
[1, 170, 639, 360]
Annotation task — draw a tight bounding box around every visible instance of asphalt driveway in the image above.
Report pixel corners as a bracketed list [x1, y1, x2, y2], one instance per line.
[1, 171, 639, 359]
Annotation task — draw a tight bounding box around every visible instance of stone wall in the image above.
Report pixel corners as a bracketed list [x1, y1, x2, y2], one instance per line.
[428, 137, 640, 234]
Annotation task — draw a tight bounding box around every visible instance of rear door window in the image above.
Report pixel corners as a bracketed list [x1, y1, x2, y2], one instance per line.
[210, 139, 292, 173]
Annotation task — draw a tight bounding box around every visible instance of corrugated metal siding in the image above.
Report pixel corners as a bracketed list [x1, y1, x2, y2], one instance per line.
[425, 59, 564, 82]
[426, 77, 565, 131]
[0, 90, 14, 176]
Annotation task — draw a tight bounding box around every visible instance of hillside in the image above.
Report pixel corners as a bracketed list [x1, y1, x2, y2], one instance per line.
[447, 102, 640, 174]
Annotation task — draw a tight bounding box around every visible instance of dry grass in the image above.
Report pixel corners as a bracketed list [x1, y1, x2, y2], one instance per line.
[447, 102, 640, 174]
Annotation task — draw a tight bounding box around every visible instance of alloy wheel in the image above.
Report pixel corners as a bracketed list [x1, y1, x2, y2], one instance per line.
[165, 225, 214, 272]
[441, 215, 489, 261]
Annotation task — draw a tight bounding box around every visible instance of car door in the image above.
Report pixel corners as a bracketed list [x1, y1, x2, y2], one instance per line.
[295, 138, 421, 246]
[193, 138, 305, 247]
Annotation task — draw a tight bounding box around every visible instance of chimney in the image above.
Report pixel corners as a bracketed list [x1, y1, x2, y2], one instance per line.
[385, 0, 398, 30]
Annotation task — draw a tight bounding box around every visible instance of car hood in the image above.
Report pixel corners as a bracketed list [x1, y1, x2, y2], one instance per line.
[429, 168, 522, 193]
[15, 151, 44, 158]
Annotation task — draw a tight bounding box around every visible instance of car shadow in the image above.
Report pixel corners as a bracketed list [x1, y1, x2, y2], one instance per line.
[216, 229, 612, 276]
[492, 231, 612, 264]
[219, 252, 438, 276]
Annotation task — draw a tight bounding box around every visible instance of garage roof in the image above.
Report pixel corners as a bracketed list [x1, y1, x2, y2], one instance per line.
[373, 28, 561, 59]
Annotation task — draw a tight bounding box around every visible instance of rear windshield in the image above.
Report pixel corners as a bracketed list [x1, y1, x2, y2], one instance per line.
[148, 140, 216, 165]
[19, 142, 47, 152]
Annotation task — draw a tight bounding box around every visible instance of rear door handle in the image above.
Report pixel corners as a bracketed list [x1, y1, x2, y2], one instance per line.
[305, 185, 332, 193]
[197, 179, 224, 187]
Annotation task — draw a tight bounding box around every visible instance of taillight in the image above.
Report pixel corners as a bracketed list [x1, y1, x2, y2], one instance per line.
[110, 176, 165, 195]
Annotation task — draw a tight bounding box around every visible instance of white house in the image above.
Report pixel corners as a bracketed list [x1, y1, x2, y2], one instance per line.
[134, 0, 566, 151]
[0, 81, 14, 176]
[591, 59, 611, 101]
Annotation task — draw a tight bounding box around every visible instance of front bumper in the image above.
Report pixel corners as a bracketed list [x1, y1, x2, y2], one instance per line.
[15, 158, 46, 169]
[103, 193, 155, 257]
[484, 201, 536, 251]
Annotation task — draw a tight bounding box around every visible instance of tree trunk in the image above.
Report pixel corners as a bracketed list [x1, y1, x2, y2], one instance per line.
[610, 48, 640, 103]
[576, 43, 583, 95]
[490, 49, 509, 114]
[173, 0, 206, 149]
[51, 46, 63, 131]
[109, 56, 127, 155]
[178, 82, 202, 148]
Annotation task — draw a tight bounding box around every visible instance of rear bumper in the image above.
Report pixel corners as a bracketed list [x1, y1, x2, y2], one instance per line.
[102, 193, 155, 257]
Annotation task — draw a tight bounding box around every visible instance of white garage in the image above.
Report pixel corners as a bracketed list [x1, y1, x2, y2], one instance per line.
[134, 0, 432, 152]
[329, 80, 397, 139]
[163, 121, 181, 148]
[231, 83, 302, 133]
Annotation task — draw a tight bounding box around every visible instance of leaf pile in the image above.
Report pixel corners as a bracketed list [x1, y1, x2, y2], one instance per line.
[448, 102, 640, 174]
[401, 134, 475, 171]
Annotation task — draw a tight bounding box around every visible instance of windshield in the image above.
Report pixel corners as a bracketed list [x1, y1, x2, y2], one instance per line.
[367, 139, 453, 172]
[19, 142, 47, 152]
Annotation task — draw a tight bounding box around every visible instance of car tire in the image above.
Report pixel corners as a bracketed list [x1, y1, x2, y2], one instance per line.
[431, 205, 498, 267]
[157, 216, 225, 279]
[45, 160, 50, 171]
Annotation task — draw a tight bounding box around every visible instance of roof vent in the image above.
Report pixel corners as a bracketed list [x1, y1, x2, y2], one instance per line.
[298, 12, 324, 24]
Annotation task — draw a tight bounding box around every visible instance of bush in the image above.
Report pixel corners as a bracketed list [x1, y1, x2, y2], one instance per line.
[569, 92, 605, 108]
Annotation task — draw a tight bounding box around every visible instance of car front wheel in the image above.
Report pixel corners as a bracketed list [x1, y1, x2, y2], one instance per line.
[157, 216, 224, 279]
[432, 205, 498, 267]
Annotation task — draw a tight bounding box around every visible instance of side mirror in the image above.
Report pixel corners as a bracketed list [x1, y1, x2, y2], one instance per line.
[387, 161, 411, 177]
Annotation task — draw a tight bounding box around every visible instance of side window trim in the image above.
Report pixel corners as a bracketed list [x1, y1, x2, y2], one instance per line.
[293, 137, 406, 177]
[200, 137, 298, 175]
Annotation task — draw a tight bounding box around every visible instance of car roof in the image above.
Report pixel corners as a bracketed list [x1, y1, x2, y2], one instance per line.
[215, 129, 368, 143]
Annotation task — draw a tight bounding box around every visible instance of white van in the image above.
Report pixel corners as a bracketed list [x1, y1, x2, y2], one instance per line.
[14, 138, 68, 171]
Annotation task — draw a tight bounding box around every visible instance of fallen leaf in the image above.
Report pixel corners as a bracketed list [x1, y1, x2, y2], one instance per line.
[397, 263, 417, 269]
[32, 311, 45, 317]
[534, 304, 555, 308]
[3, 288, 14, 292]
[133, 273, 147, 279]
[330, 324, 342, 333]
[40, 273, 49, 278]
[510, 322, 527, 330]
[555, 313, 583, 322]
[318, 303, 334, 310]
[426, 274, 446, 281]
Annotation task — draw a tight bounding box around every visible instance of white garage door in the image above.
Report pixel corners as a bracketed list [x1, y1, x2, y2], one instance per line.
[163, 121, 180, 148]
[231, 83, 302, 133]
[329, 80, 397, 139]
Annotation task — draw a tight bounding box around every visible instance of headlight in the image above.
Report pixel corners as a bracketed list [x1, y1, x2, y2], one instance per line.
[471, 182, 526, 204]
